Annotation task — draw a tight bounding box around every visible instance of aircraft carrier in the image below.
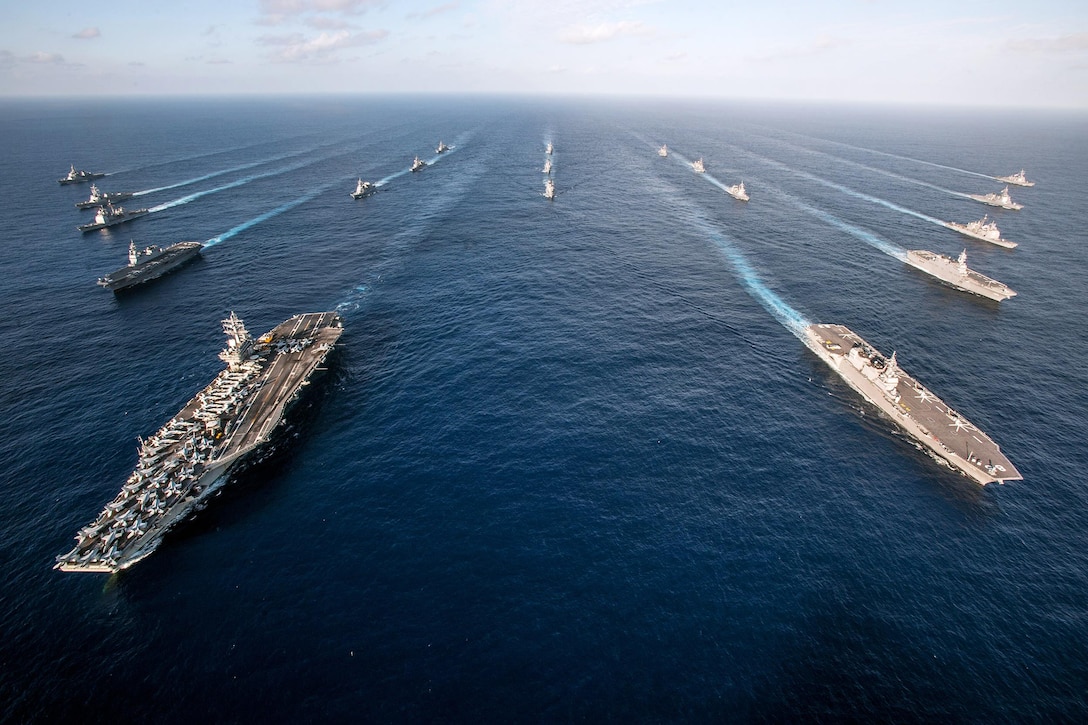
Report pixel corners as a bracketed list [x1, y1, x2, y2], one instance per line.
[56, 311, 344, 573]
[805, 324, 1021, 485]
[98, 241, 203, 292]
[905, 249, 1017, 302]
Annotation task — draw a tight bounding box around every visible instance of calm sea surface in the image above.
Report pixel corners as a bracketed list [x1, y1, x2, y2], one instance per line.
[1, 96, 1086, 721]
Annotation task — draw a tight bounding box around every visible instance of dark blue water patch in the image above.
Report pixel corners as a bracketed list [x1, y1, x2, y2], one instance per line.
[1, 96, 1088, 721]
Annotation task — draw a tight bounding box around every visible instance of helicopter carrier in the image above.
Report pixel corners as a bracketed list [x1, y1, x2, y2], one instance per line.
[56, 311, 344, 573]
[805, 324, 1020, 485]
[97, 240, 203, 292]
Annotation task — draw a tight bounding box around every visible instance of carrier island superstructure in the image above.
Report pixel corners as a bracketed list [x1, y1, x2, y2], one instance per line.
[805, 324, 1020, 485]
[56, 311, 343, 573]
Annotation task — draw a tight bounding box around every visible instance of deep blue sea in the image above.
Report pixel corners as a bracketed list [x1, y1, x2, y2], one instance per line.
[1, 96, 1087, 721]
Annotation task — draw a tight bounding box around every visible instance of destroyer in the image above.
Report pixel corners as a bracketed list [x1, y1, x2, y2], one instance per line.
[805, 324, 1020, 485]
[350, 178, 377, 199]
[996, 169, 1034, 187]
[905, 249, 1016, 302]
[97, 241, 203, 292]
[76, 184, 134, 210]
[542, 158, 552, 175]
[968, 186, 1022, 210]
[78, 203, 150, 233]
[546, 142, 553, 155]
[658, 144, 668, 158]
[725, 182, 749, 202]
[411, 155, 427, 172]
[944, 216, 1017, 249]
[543, 178, 556, 201]
[55, 311, 344, 573]
[691, 158, 705, 173]
[58, 164, 105, 185]
[435, 140, 450, 154]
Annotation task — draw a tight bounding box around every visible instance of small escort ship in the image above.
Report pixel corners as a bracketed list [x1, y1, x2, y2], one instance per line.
[411, 155, 427, 172]
[805, 324, 1021, 485]
[97, 240, 203, 292]
[543, 178, 556, 201]
[350, 178, 377, 199]
[435, 141, 450, 153]
[75, 184, 135, 210]
[691, 158, 705, 173]
[996, 169, 1034, 187]
[968, 186, 1022, 210]
[55, 311, 344, 573]
[905, 248, 1017, 302]
[658, 144, 668, 157]
[546, 142, 553, 155]
[58, 165, 106, 185]
[725, 182, 749, 202]
[78, 203, 150, 233]
[944, 215, 1017, 249]
[543, 158, 552, 174]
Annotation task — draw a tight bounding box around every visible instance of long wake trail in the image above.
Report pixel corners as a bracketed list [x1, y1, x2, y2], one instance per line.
[749, 134, 974, 200]
[762, 126, 1004, 183]
[374, 137, 467, 187]
[203, 176, 351, 248]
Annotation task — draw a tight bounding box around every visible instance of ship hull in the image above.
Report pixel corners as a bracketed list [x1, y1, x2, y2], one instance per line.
[804, 324, 1020, 485]
[59, 172, 106, 185]
[943, 222, 1017, 249]
[78, 209, 150, 233]
[98, 243, 203, 291]
[967, 194, 1022, 210]
[56, 312, 344, 573]
[904, 250, 1016, 302]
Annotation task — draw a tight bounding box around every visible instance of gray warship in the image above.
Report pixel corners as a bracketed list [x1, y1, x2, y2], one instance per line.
[97, 240, 203, 292]
[350, 178, 377, 199]
[78, 203, 150, 233]
[905, 249, 1017, 302]
[967, 186, 1022, 210]
[58, 165, 106, 185]
[76, 184, 135, 209]
[55, 311, 344, 573]
[944, 216, 1017, 249]
[805, 324, 1021, 485]
[411, 155, 427, 172]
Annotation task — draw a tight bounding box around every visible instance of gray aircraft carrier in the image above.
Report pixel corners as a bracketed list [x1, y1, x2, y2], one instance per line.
[56, 311, 344, 573]
[805, 324, 1021, 485]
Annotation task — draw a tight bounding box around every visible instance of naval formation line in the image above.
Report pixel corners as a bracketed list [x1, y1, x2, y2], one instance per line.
[56, 140, 1030, 573]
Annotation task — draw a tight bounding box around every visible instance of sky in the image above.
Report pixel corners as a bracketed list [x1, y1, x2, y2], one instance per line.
[1, 0, 1086, 107]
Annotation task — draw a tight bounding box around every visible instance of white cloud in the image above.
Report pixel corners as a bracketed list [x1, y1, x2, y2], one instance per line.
[559, 20, 651, 45]
[28, 51, 65, 64]
[259, 29, 388, 61]
[73, 27, 100, 40]
[750, 35, 849, 63]
[259, 0, 381, 17]
[1005, 32, 1088, 54]
[409, 2, 460, 20]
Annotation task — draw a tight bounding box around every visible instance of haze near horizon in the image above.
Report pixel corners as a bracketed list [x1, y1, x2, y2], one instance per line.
[2, 0, 1086, 108]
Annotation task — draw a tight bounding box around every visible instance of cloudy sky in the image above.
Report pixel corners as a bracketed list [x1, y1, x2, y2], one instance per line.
[2, 0, 1086, 107]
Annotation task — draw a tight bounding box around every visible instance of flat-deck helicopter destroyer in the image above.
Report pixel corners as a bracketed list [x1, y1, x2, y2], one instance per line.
[97, 240, 203, 292]
[804, 324, 1021, 485]
[56, 311, 344, 573]
[905, 249, 1017, 302]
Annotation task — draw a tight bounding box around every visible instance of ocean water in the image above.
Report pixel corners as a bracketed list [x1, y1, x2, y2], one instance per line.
[1, 96, 1087, 721]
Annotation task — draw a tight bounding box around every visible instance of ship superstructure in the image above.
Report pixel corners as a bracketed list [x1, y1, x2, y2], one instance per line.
[658, 145, 668, 157]
[350, 178, 377, 199]
[55, 311, 344, 573]
[411, 155, 427, 172]
[944, 216, 1017, 249]
[58, 165, 105, 185]
[725, 182, 749, 202]
[805, 324, 1020, 485]
[545, 142, 553, 155]
[542, 158, 552, 174]
[436, 141, 450, 153]
[75, 184, 134, 210]
[996, 169, 1034, 187]
[905, 249, 1016, 302]
[78, 203, 150, 233]
[968, 186, 1022, 210]
[691, 158, 705, 173]
[97, 241, 203, 292]
[543, 178, 555, 200]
